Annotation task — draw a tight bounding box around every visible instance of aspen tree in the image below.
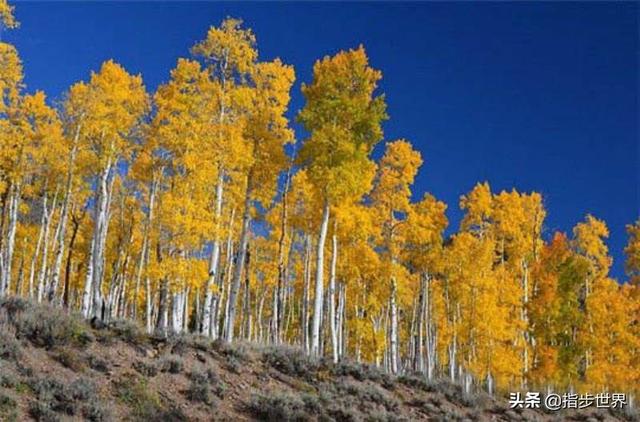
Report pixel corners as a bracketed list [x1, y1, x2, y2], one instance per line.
[0, 0, 17, 30]
[79, 61, 148, 319]
[298, 46, 386, 356]
[191, 18, 257, 338]
[225, 59, 294, 342]
[0, 42, 22, 295]
[370, 140, 422, 372]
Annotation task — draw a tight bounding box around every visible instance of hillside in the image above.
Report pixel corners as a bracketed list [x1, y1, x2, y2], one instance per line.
[0, 298, 636, 422]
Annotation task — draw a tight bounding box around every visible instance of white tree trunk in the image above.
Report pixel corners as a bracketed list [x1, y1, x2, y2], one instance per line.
[134, 173, 158, 321]
[302, 234, 311, 352]
[390, 278, 399, 374]
[224, 184, 251, 342]
[48, 128, 80, 304]
[29, 196, 47, 299]
[202, 172, 224, 336]
[1, 184, 20, 296]
[37, 190, 58, 302]
[81, 234, 95, 317]
[310, 200, 330, 356]
[328, 232, 338, 363]
[172, 289, 185, 334]
[91, 162, 115, 319]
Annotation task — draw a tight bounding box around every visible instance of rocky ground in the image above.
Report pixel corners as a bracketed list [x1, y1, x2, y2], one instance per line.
[0, 297, 637, 422]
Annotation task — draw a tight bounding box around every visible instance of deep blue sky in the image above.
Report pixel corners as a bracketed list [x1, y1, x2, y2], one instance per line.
[5, 2, 638, 280]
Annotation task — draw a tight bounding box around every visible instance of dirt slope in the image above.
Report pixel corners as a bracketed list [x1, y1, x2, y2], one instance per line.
[0, 298, 637, 422]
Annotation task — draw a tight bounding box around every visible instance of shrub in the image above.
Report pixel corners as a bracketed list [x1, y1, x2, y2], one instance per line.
[0, 392, 18, 421]
[113, 374, 163, 419]
[87, 355, 109, 373]
[2, 299, 91, 349]
[28, 400, 60, 422]
[185, 371, 212, 404]
[114, 374, 187, 421]
[0, 296, 31, 318]
[82, 401, 112, 422]
[213, 339, 250, 361]
[68, 377, 97, 401]
[16, 362, 33, 377]
[333, 359, 376, 381]
[159, 354, 184, 374]
[52, 347, 84, 372]
[0, 311, 21, 361]
[184, 333, 214, 352]
[263, 345, 320, 381]
[248, 391, 315, 422]
[167, 334, 190, 356]
[340, 381, 398, 412]
[398, 374, 434, 392]
[29, 376, 75, 416]
[0, 371, 17, 388]
[610, 404, 640, 422]
[109, 319, 145, 345]
[133, 360, 158, 377]
[185, 367, 225, 404]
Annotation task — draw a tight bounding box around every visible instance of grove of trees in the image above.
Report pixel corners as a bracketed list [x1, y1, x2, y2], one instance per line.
[1, 1, 638, 396]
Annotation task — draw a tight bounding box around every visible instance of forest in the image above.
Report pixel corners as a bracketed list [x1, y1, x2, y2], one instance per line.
[0, 0, 638, 397]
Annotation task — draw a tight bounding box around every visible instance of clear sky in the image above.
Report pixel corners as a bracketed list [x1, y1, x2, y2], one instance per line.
[4, 1, 638, 280]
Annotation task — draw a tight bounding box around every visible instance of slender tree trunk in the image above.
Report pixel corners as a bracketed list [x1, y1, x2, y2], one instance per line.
[63, 210, 82, 308]
[1, 183, 20, 296]
[328, 229, 338, 363]
[133, 173, 158, 321]
[390, 277, 399, 374]
[156, 277, 169, 335]
[37, 189, 58, 302]
[48, 128, 80, 303]
[416, 275, 426, 373]
[213, 212, 235, 339]
[302, 234, 312, 352]
[202, 172, 224, 335]
[29, 197, 47, 299]
[272, 166, 291, 343]
[81, 233, 95, 317]
[84, 159, 113, 318]
[337, 282, 346, 360]
[224, 177, 252, 342]
[311, 199, 330, 356]
[521, 260, 529, 389]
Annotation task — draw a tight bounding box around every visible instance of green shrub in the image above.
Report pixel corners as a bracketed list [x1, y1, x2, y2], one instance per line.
[133, 360, 158, 377]
[68, 377, 97, 401]
[28, 400, 60, 422]
[185, 371, 212, 404]
[339, 381, 398, 412]
[263, 345, 320, 381]
[87, 355, 109, 373]
[52, 347, 84, 372]
[0, 371, 17, 388]
[109, 319, 145, 345]
[1, 299, 91, 349]
[0, 392, 18, 421]
[0, 312, 21, 361]
[113, 374, 163, 419]
[213, 339, 250, 361]
[248, 391, 316, 422]
[82, 400, 112, 422]
[159, 354, 184, 374]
